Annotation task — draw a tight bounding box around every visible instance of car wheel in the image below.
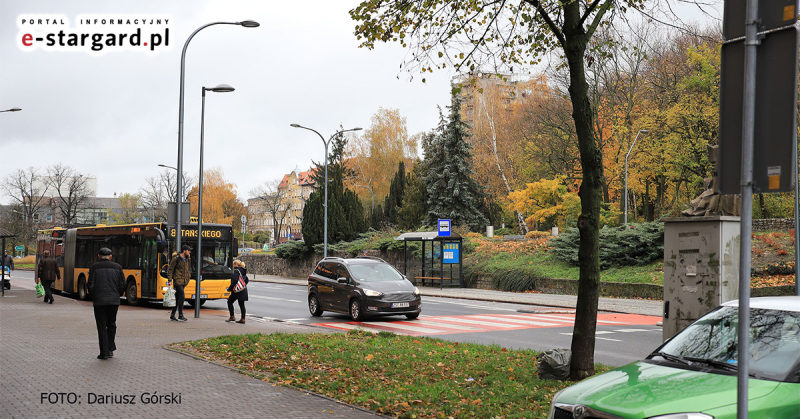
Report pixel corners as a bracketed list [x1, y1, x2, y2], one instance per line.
[308, 294, 323, 316]
[77, 277, 88, 300]
[349, 298, 364, 321]
[126, 280, 141, 306]
[405, 313, 419, 320]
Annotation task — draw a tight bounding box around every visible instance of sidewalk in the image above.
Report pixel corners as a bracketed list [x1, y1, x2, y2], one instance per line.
[0, 288, 383, 419]
[251, 274, 664, 317]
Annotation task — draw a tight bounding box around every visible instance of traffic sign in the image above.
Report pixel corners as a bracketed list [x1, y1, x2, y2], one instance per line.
[438, 219, 451, 237]
[723, 0, 797, 39]
[14, 245, 23, 252]
[717, 27, 800, 194]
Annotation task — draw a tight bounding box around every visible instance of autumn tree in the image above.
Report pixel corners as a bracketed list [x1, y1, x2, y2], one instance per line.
[347, 108, 418, 203]
[424, 96, 488, 230]
[457, 74, 555, 234]
[508, 176, 581, 230]
[111, 193, 143, 225]
[186, 168, 245, 232]
[351, 0, 662, 379]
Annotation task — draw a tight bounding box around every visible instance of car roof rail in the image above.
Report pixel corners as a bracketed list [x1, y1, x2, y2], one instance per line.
[355, 256, 387, 263]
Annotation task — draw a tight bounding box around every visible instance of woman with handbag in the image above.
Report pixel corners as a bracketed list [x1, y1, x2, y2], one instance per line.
[225, 259, 248, 324]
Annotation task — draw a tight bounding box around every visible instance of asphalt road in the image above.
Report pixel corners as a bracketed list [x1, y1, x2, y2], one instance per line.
[7, 270, 662, 366]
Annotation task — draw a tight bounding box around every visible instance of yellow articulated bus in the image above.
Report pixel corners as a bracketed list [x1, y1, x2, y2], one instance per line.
[36, 222, 238, 307]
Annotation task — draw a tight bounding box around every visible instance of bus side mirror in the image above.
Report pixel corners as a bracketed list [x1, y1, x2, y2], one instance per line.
[233, 238, 239, 257]
[157, 241, 167, 253]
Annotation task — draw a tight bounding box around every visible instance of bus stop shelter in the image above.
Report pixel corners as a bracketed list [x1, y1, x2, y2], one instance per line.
[395, 231, 463, 289]
[0, 227, 16, 297]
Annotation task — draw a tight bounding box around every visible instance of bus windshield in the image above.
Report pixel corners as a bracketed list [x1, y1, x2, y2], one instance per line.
[193, 241, 233, 279]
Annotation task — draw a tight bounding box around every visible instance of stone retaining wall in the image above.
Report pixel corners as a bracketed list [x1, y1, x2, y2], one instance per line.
[752, 218, 794, 231]
[241, 250, 795, 299]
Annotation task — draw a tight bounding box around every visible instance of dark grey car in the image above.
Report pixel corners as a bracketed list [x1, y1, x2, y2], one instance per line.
[307, 257, 421, 321]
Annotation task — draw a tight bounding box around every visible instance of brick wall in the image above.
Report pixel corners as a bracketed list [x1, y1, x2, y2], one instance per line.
[752, 218, 794, 232]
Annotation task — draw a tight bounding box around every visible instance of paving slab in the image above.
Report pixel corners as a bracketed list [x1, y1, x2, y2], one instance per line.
[0, 288, 383, 419]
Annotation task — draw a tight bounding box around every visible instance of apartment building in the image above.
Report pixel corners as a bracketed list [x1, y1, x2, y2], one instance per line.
[247, 169, 316, 243]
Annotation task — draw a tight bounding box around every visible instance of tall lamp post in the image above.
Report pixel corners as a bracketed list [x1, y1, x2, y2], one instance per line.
[0, 107, 22, 113]
[174, 20, 258, 276]
[624, 129, 648, 225]
[194, 84, 235, 318]
[290, 124, 362, 258]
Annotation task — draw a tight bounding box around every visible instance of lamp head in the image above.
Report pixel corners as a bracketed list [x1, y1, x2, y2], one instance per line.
[238, 20, 260, 28]
[640, 129, 649, 133]
[290, 123, 301, 128]
[9, 107, 21, 112]
[207, 84, 235, 93]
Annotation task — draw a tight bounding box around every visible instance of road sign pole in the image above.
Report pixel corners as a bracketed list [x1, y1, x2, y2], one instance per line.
[737, 0, 760, 415]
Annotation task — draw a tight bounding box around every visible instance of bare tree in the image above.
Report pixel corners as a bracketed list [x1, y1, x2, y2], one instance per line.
[45, 163, 92, 226]
[1, 167, 51, 250]
[140, 169, 195, 222]
[250, 179, 291, 244]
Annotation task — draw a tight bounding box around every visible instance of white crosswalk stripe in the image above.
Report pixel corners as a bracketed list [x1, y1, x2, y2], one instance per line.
[471, 315, 560, 327]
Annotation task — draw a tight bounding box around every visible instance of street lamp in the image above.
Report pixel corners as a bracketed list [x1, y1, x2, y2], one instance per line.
[174, 20, 258, 278]
[194, 83, 235, 318]
[624, 129, 649, 225]
[0, 107, 22, 113]
[290, 124, 363, 258]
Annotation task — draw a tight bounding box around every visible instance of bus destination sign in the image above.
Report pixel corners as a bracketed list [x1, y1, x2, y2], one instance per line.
[168, 227, 231, 241]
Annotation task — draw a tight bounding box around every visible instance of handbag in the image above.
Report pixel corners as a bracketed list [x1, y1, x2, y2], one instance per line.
[232, 272, 247, 293]
[35, 282, 45, 298]
[163, 286, 176, 307]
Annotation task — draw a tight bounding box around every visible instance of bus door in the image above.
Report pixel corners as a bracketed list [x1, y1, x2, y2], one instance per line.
[140, 228, 166, 299]
[63, 229, 77, 293]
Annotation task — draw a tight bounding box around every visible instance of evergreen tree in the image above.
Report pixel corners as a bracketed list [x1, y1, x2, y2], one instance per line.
[398, 159, 429, 230]
[424, 96, 488, 231]
[301, 129, 368, 249]
[383, 161, 406, 226]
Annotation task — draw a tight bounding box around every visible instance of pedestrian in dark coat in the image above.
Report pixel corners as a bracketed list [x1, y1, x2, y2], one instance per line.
[37, 250, 60, 304]
[3, 250, 14, 271]
[225, 259, 248, 324]
[87, 247, 126, 360]
[168, 245, 192, 322]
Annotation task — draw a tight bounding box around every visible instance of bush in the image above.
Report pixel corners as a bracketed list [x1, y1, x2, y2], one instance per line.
[274, 241, 309, 260]
[465, 232, 483, 239]
[549, 222, 664, 269]
[525, 231, 551, 239]
[494, 228, 514, 237]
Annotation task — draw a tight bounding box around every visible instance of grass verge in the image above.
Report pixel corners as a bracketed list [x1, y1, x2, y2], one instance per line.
[175, 330, 609, 418]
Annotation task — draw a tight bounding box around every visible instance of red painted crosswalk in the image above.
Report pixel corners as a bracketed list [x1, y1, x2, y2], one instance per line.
[312, 312, 661, 336]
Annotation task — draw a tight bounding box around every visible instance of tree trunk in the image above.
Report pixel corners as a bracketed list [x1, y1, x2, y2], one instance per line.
[564, 11, 602, 381]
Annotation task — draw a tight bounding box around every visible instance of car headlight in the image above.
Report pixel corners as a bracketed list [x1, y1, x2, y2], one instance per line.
[647, 414, 714, 419]
[413, 286, 420, 295]
[363, 288, 383, 297]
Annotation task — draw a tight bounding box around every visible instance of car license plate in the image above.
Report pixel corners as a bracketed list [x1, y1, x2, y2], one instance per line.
[391, 302, 410, 308]
[191, 294, 208, 299]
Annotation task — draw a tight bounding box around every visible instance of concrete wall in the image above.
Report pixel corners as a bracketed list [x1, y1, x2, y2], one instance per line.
[752, 218, 795, 231]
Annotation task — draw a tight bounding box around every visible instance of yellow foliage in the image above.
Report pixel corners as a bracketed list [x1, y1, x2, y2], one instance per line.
[525, 231, 550, 239]
[507, 176, 580, 229]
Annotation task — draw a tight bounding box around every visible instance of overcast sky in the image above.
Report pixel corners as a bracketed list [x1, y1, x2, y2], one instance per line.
[0, 0, 457, 204]
[0, 1, 721, 205]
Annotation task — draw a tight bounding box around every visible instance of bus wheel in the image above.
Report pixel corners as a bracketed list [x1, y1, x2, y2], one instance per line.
[187, 298, 206, 308]
[126, 280, 141, 306]
[77, 277, 88, 300]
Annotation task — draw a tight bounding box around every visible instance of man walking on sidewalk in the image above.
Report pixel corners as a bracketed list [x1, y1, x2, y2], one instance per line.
[37, 250, 60, 304]
[168, 245, 192, 322]
[87, 247, 126, 360]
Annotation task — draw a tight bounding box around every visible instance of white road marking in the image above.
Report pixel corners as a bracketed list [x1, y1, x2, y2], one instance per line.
[249, 295, 302, 303]
[471, 315, 560, 327]
[433, 317, 519, 328]
[614, 328, 654, 333]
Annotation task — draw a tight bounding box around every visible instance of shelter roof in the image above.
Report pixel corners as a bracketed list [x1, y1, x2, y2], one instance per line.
[394, 232, 462, 241]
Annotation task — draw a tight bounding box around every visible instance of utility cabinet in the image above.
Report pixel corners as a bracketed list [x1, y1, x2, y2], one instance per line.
[662, 216, 741, 341]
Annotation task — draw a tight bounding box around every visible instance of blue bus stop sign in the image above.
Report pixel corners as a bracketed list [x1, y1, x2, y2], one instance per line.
[438, 219, 451, 237]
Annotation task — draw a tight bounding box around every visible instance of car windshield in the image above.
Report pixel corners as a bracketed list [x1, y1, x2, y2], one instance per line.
[348, 262, 404, 282]
[657, 307, 800, 382]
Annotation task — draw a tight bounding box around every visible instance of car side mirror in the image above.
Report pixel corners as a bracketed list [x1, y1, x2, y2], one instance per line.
[337, 277, 348, 284]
